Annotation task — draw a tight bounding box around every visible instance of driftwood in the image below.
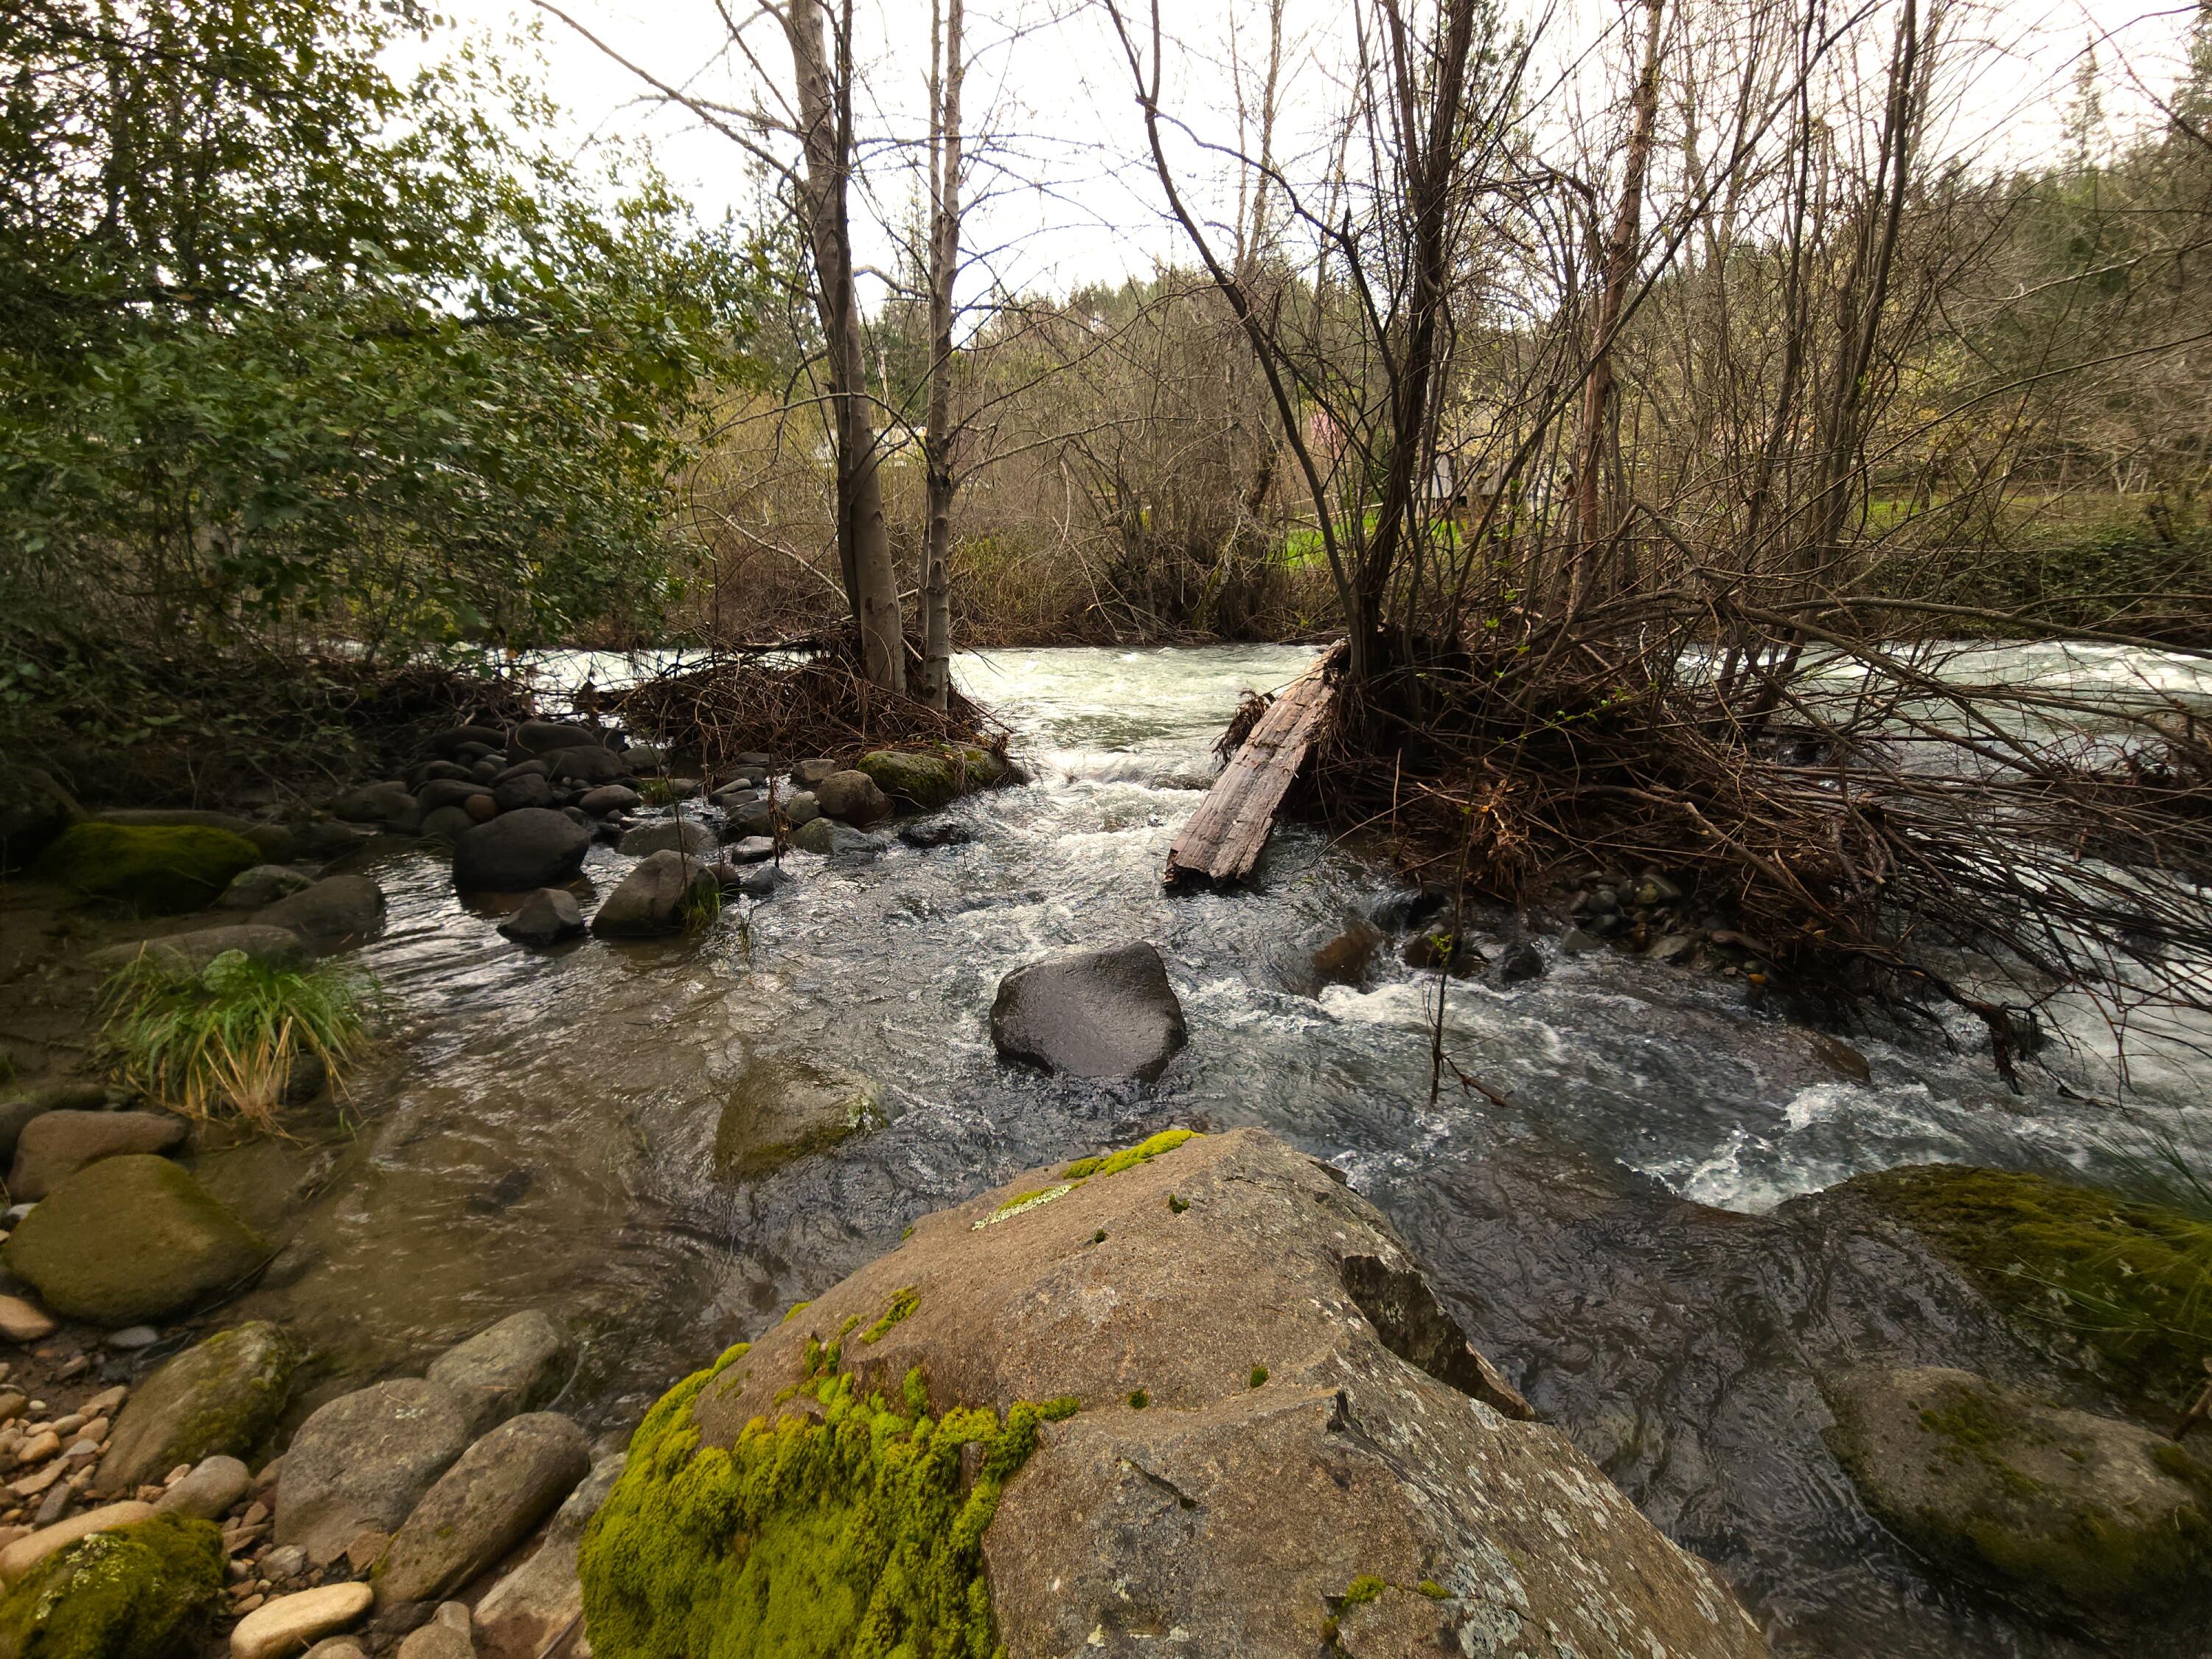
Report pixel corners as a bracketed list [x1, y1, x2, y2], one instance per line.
[1166, 641, 1344, 887]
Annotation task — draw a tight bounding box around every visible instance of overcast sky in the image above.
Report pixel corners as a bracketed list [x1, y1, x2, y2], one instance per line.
[419, 0, 2202, 307]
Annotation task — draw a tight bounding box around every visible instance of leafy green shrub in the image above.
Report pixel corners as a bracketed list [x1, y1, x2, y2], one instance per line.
[98, 948, 372, 1129]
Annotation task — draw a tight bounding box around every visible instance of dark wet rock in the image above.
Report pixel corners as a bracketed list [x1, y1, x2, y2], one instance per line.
[372, 1413, 591, 1607]
[0, 1511, 224, 1658]
[1808, 1031, 1873, 1082]
[896, 818, 972, 849]
[509, 721, 602, 759]
[292, 817, 375, 858]
[714, 1058, 885, 1178]
[1400, 930, 1484, 977]
[990, 942, 1186, 1083]
[218, 864, 313, 911]
[99, 1323, 300, 1494]
[491, 758, 549, 786]
[622, 742, 667, 772]
[720, 835, 774, 864]
[453, 810, 591, 894]
[1646, 932, 1697, 965]
[709, 782, 762, 809]
[590, 849, 717, 939]
[734, 864, 791, 900]
[734, 750, 773, 768]
[731, 789, 820, 839]
[419, 804, 476, 845]
[467, 1166, 535, 1214]
[0, 763, 82, 874]
[616, 818, 715, 858]
[814, 768, 892, 826]
[1823, 1365, 2212, 1633]
[585, 1128, 1767, 1659]
[473, 1452, 622, 1659]
[9, 1110, 187, 1201]
[1494, 940, 1546, 984]
[470, 758, 501, 782]
[332, 782, 417, 826]
[463, 793, 498, 822]
[414, 779, 488, 813]
[560, 805, 592, 832]
[1633, 872, 1685, 907]
[548, 745, 630, 786]
[34, 821, 262, 915]
[85, 924, 310, 978]
[1368, 887, 1447, 933]
[496, 888, 584, 946]
[491, 772, 554, 813]
[1559, 925, 1603, 955]
[790, 818, 884, 858]
[1311, 918, 1384, 986]
[425, 1310, 576, 1438]
[431, 725, 507, 758]
[276, 1380, 475, 1568]
[789, 757, 840, 788]
[577, 784, 641, 817]
[1, 1155, 268, 1326]
[254, 874, 385, 945]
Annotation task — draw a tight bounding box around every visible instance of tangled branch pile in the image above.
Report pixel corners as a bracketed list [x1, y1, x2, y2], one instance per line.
[613, 628, 1006, 774]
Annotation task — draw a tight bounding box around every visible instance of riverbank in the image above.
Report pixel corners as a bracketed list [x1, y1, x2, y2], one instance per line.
[0, 643, 2205, 1658]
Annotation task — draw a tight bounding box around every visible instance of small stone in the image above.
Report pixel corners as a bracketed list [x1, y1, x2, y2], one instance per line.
[0, 1295, 56, 1343]
[30, 1483, 69, 1526]
[262, 1543, 308, 1581]
[16, 1430, 60, 1466]
[229, 1583, 375, 1659]
[1646, 933, 1696, 964]
[1558, 926, 1602, 955]
[155, 1453, 252, 1521]
[105, 1325, 159, 1350]
[1493, 941, 1545, 984]
[722, 835, 775, 864]
[394, 1600, 476, 1659]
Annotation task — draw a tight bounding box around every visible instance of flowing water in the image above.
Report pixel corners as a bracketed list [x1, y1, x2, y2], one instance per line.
[199, 643, 2210, 1659]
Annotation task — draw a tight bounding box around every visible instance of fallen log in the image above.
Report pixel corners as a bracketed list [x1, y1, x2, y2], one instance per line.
[1166, 641, 1344, 888]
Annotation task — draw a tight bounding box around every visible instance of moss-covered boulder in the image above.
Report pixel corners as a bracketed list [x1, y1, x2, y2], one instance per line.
[31, 823, 260, 915]
[1823, 1365, 2212, 1634]
[0, 1512, 224, 1659]
[580, 1127, 1768, 1659]
[1838, 1164, 2212, 1408]
[714, 1058, 885, 1179]
[1, 1155, 269, 1326]
[95, 1324, 300, 1495]
[0, 766, 82, 877]
[857, 746, 1007, 813]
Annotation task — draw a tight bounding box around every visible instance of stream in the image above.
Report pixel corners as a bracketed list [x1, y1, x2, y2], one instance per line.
[196, 642, 2210, 1659]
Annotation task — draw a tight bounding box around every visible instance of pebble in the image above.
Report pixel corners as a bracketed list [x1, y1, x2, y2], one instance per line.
[78, 1385, 125, 1417]
[262, 1543, 309, 1581]
[18, 1430, 60, 1465]
[31, 1485, 69, 1526]
[229, 1583, 375, 1659]
[0, 1297, 56, 1344]
[156, 1455, 253, 1522]
[0, 1392, 25, 1425]
[105, 1326, 160, 1350]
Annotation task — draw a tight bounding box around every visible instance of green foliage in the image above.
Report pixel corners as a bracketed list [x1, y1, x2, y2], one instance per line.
[859, 1287, 919, 1345]
[1248, 1365, 1269, 1388]
[0, 0, 773, 687]
[577, 1341, 1069, 1659]
[681, 879, 723, 932]
[1846, 1164, 2212, 1407]
[1340, 1576, 1385, 1607]
[32, 823, 260, 914]
[0, 1513, 225, 1659]
[1060, 1129, 1196, 1182]
[98, 948, 372, 1128]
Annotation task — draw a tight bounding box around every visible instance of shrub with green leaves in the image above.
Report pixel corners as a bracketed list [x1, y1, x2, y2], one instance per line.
[98, 948, 373, 1129]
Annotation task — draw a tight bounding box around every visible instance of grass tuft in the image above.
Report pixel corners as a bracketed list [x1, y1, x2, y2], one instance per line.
[97, 948, 373, 1130]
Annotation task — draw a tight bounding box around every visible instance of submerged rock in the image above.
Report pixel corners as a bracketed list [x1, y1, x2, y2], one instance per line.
[495, 888, 584, 946]
[32, 821, 262, 915]
[372, 1412, 590, 1607]
[452, 810, 591, 894]
[276, 1380, 474, 1568]
[714, 1058, 885, 1178]
[895, 818, 972, 849]
[990, 941, 1187, 1082]
[8, 1109, 187, 1201]
[590, 849, 717, 939]
[1823, 1365, 2212, 1632]
[0, 1512, 223, 1659]
[425, 1310, 575, 1438]
[97, 1322, 300, 1494]
[1, 1155, 268, 1326]
[580, 1127, 1766, 1659]
[1311, 917, 1384, 986]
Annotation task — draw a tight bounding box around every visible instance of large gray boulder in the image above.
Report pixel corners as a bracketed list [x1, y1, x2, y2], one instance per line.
[372, 1413, 591, 1607]
[1823, 1365, 2212, 1632]
[8, 1109, 187, 1200]
[254, 874, 385, 945]
[452, 810, 590, 894]
[583, 1128, 1767, 1659]
[616, 818, 715, 858]
[276, 1380, 475, 1567]
[814, 769, 891, 826]
[99, 1323, 300, 1494]
[714, 1058, 885, 1178]
[990, 942, 1188, 1083]
[589, 849, 716, 939]
[473, 1453, 623, 1659]
[425, 1310, 576, 1438]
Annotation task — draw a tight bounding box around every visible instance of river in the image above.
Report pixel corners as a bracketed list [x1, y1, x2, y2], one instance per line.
[201, 642, 2209, 1659]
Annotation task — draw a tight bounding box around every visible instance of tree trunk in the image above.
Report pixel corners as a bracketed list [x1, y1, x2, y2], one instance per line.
[918, 0, 964, 712]
[784, 0, 905, 692]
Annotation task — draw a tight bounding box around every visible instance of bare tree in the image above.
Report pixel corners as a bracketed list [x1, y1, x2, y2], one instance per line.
[917, 0, 966, 709]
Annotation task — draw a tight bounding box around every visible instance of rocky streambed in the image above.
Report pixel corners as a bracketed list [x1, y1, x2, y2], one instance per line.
[0, 642, 2206, 1658]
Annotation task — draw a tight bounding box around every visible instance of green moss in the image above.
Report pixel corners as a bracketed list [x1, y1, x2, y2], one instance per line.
[1416, 1579, 1447, 1600]
[1088, 1229, 1106, 1245]
[860, 1287, 919, 1345]
[1918, 1391, 2048, 1500]
[974, 1184, 1074, 1229]
[32, 823, 261, 916]
[1248, 1366, 1269, 1389]
[579, 1338, 1072, 1659]
[1167, 1194, 1189, 1214]
[1846, 1164, 2212, 1405]
[781, 1302, 810, 1324]
[0, 1514, 224, 1659]
[1340, 1576, 1385, 1607]
[1127, 1390, 1149, 1411]
[98, 1323, 299, 1489]
[1062, 1130, 1195, 1182]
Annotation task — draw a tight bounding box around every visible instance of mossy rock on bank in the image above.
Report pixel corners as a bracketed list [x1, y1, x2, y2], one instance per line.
[1823, 1365, 2212, 1635]
[1, 1155, 269, 1326]
[96, 1324, 301, 1494]
[856, 747, 1007, 814]
[0, 1512, 224, 1659]
[582, 1127, 1768, 1659]
[1838, 1164, 2212, 1408]
[31, 823, 260, 915]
